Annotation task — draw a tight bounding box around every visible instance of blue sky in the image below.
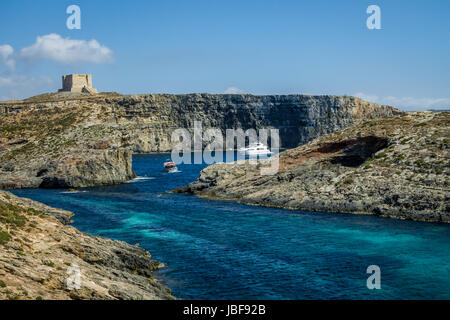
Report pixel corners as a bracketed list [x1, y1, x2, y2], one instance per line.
[0, 0, 449, 110]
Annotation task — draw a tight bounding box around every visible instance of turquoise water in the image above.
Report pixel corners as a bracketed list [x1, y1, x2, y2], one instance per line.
[11, 154, 450, 299]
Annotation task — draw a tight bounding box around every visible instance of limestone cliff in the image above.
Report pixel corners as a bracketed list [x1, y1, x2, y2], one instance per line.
[0, 190, 173, 300]
[176, 112, 449, 223]
[0, 93, 401, 188]
[0, 102, 135, 188]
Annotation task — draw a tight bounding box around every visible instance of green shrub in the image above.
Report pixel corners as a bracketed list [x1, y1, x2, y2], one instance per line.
[400, 137, 412, 144]
[342, 178, 354, 184]
[374, 152, 387, 159]
[415, 160, 431, 169]
[0, 231, 11, 245]
[27, 208, 42, 215]
[0, 280, 6, 288]
[44, 261, 55, 268]
[0, 201, 28, 227]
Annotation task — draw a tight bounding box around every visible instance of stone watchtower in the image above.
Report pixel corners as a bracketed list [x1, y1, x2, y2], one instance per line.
[58, 74, 98, 94]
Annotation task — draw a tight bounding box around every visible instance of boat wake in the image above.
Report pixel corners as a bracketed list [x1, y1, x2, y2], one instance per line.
[125, 176, 156, 183]
[61, 190, 88, 194]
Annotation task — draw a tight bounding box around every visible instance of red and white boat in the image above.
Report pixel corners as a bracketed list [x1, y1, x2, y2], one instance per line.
[164, 161, 177, 172]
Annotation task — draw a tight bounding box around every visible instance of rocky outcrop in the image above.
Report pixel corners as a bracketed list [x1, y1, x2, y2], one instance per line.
[176, 112, 450, 223]
[1, 148, 135, 189]
[0, 190, 173, 300]
[0, 93, 400, 188]
[0, 101, 135, 188]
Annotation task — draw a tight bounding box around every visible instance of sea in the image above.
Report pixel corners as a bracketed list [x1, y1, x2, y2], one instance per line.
[11, 153, 450, 299]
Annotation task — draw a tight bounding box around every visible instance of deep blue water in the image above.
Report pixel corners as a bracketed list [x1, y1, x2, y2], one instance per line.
[11, 154, 450, 299]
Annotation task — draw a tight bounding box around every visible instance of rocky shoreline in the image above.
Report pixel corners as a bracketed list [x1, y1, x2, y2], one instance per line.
[0, 190, 173, 300]
[175, 112, 449, 223]
[0, 92, 400, 189]
[0, 92, 415, 299]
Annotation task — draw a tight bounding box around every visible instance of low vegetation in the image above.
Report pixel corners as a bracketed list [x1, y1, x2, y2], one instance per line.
[0, 231, 11, 245]
[0, 200, 28, 228]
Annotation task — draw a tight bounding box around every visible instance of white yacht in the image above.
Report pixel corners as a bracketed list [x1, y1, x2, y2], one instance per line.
[238, 142, 272, 156]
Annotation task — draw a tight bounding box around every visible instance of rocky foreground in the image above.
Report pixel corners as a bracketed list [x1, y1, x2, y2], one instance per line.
[176, 112, 449, 223]
[0, 190, 173, 300]
[0, 92, 399, 188]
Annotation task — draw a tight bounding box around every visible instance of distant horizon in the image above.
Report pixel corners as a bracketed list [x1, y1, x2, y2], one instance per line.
[1, 0, 449, 111]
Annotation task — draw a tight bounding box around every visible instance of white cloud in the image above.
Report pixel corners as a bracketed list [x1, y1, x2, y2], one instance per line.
[224, 86, 245, 94]
[353, 92, 379, 103]
[354, 92, 450, 111]
[0, 76, 14, 87]
[0, 74, 54, 101]
[0, 34, 113, 100]
[0, 44, 15, 71]
[19, 33, 113, 64]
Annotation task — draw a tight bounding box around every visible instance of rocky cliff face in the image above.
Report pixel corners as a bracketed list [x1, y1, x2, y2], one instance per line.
[105, 94, 401, 150]
[0, 93, 400, 188]
[176, 112, 450, 223]
[0, 102, 135, 188]
[0, 190, 173, 300]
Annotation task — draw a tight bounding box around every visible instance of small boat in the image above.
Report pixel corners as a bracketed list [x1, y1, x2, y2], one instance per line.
[238, 142, 272, 156]
[164, 161, 178, 172]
